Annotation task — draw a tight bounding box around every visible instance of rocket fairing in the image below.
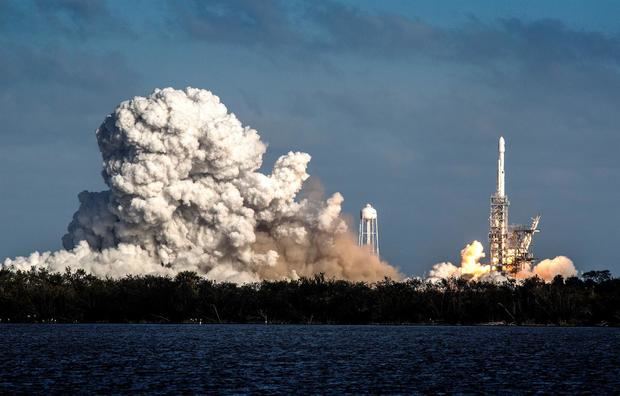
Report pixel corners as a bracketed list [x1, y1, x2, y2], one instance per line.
[497, 136, 505, 197]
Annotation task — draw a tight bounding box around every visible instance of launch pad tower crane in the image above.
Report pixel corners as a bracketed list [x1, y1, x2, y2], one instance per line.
[489, 137, 540, 275]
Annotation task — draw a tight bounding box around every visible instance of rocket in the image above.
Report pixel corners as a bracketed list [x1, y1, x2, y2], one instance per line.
[497, 136, 505, 197]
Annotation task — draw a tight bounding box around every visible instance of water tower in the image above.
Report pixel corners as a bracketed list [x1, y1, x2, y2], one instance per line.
[358, 203, 379, 258]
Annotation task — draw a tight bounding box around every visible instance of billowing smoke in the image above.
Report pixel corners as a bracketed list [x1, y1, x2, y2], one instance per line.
[429, 241, 577, 283]
[429, 241, 506, 283]
[3, 88, 401, 283]
[516, 256, 577, 282]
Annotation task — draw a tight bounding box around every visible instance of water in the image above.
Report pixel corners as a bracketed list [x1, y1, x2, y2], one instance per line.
[0, 324, 618, 394]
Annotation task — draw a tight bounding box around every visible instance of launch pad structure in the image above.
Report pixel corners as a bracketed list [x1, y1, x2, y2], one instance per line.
[354, 137, 538, 276]
[489, 137, 540, 276]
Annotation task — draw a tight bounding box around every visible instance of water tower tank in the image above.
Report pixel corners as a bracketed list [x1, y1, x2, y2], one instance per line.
[361, 204, 377, 220]
[358, 203, 379, 258]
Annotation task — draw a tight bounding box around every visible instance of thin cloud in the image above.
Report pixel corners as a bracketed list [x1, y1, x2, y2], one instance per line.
[168, 0, 620, 67]
[1, 0, 133, 38]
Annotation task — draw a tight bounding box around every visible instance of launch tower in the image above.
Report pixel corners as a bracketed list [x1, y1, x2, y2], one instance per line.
[489, 137, 540, 275]
[359, 204, 379, 258]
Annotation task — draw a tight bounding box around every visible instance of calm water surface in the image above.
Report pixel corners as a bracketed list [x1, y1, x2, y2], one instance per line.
[0, 324, 618, 394]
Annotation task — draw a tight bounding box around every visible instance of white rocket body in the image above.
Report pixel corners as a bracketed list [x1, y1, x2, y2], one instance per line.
[489, 136, 509, 271]
[497, 136, 505, 197]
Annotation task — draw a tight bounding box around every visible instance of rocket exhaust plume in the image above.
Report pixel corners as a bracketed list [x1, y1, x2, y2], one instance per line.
[428, 241, 505, 283]
[3, 88, 401, 283]
[428, 241, 577, 283]
[516, 256, 577, 281]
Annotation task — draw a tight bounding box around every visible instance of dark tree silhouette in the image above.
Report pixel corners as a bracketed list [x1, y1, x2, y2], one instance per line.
[0, 268, 617, 325]
[582, 270, 612, 283]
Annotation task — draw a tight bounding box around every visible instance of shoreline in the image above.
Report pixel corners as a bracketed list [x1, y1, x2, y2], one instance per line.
[0, 322, 615, 327]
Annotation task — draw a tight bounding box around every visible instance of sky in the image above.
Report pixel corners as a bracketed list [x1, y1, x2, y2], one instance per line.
[0, 0, 619, 276]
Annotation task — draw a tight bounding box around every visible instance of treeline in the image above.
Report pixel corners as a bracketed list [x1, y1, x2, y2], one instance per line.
[0, 268, 618, 325]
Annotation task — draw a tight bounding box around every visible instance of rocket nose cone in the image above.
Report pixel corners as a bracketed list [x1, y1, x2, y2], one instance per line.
[499, 136, 505, 152]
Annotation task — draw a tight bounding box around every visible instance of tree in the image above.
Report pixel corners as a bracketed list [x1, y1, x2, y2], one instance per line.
[582, 270, 612, 283]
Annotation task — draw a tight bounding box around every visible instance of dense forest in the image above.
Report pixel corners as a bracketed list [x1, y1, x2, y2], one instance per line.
[0, 268, 617, 325]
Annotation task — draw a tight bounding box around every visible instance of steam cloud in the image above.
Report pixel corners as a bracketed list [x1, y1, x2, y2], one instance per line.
[3, 88, 401, 283]
[429, 241, 577, 283]
[516, 256, 577, 281]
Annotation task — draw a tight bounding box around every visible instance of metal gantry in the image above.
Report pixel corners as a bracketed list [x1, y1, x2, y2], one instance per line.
[488, 137, 540, 276]
[489, 195, 510, 272]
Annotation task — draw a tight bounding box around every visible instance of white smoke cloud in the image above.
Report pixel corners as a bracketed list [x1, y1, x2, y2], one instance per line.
[3, 87, 400, 283]
[429, 240, 576, 283]
[428, 240, 506, 282]
[516, 256, 577, 282]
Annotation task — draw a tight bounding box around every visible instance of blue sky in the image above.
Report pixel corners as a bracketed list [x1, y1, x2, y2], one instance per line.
[1, 0, 619, 276]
